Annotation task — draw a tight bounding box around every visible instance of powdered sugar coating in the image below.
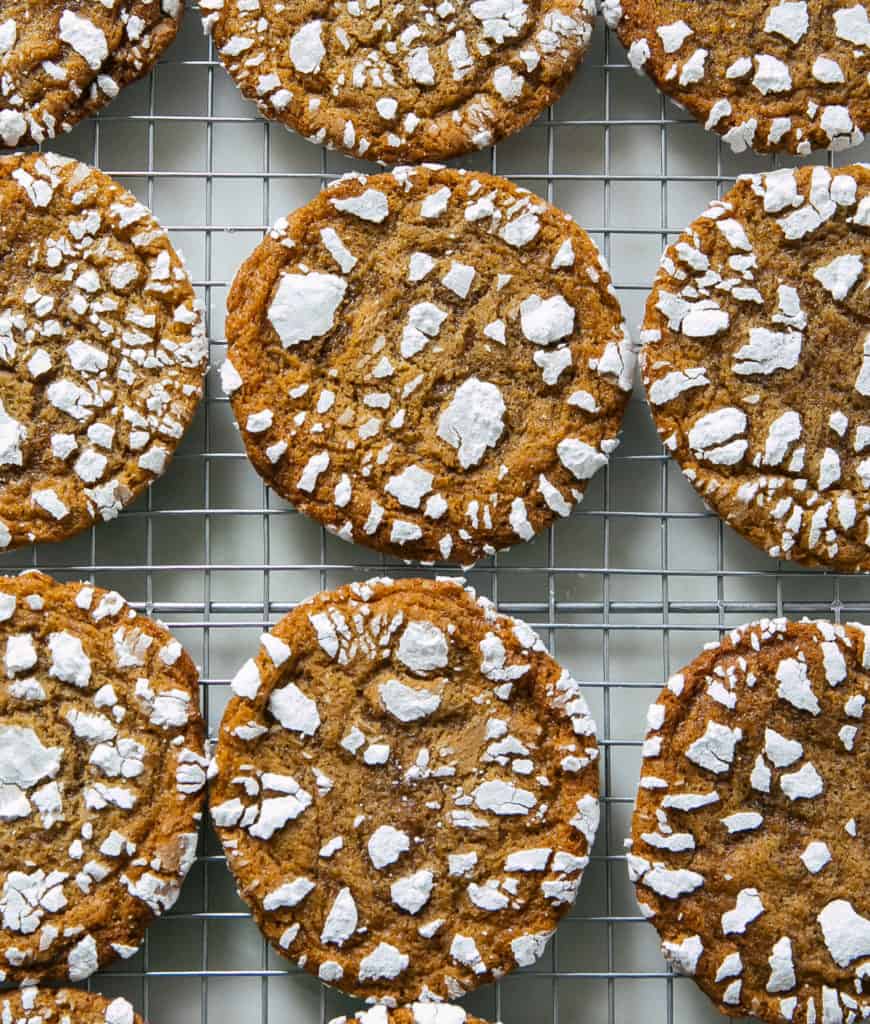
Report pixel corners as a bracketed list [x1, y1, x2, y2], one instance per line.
[614, 0, 867, 154]
[0, 571, 205, 984]
[204, 0, 594, 165]
[642, 165, 870, 572]
[0, 2, 184, 149]
[225, 167, 632, 566]
[629, 617, 869, 1023]
[0, 153, 206, 550]
[210, 577, 599, 1002]
[327, 1006, 492, 1024]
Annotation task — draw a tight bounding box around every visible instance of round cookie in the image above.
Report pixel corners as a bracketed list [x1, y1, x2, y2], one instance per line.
[0, 1, 184, 150]
[0, 988, 144, 1024]
[329, 1008, 493, 1024]
[202, 0, 594, 165]
[628, 617, 869, 1024]
[0, 570, 207, 983]
[641, 164, 870, 572]
[222, 166, 633, 565]
[0, 152, 207, 551]
[210, 577, 600, 1003]
[605, 0, 868, 155]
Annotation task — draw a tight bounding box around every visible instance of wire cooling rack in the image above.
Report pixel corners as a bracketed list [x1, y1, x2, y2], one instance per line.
[4, 6, 870, 1024]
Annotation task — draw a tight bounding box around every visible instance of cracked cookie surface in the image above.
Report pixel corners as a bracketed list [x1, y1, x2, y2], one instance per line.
[203, 0, 594, 165]
[210, 576, 599, 1003]
[0, 988, 145, 1023]
[641, 164, 870, 571]
[0, 570, 206, 984]
[223, 166, 632, 566]
[0, 1, 184, 150]
[629, 617, 869, 1024]
[0, 152, 207, 551]
[607, 0, 868, 154]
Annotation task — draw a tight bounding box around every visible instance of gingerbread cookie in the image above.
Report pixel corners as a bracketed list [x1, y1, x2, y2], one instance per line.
[223, 166, 632, 565]
[210, 577, 599, 1003]
[202, 0, 594, 165]
[628, 617, 869, 1024]
[641, 164, 870, 572]
[329, 1008, 493, 1024]
[0, 988, 144, 1024]
[0, 152, 207, 551]
[0, 1, 184, 149]
[0, 570, 207, 983]
[606, 0, 868, 154]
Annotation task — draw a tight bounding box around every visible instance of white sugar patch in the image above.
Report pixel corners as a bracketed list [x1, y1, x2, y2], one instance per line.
[722, 888, 765, 935]
[685, 722, 742, 773]
[268, 272, 346, 348]
[817, 900, 870, 966]
[382, 681, 441, 729]
[776, 658, 820, 714]
[437, 378, 505, 469]
[268, 683, 320, 736]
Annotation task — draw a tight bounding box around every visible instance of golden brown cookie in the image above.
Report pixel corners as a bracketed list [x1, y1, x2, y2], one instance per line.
[329, 1007, 493, 1024]
[223, 166, 632, 566]
[0, 152, 207, 551]
[628, 617, 869, 1024]
[0, 1, 184, 149]
[0, 988, 144, 1024]
[606, 0, 868, 154]
[0, 570, 207, 984]
[641, 164, 870, 572]
[201, 0, 594, 165]
[210, 577, 599, 1003]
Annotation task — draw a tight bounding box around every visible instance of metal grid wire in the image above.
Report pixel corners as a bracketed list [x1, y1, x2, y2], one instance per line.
[3, 7, 870, 1024]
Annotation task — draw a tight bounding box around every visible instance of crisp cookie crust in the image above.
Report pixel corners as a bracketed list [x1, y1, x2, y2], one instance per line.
[0, 571, 207, 983]
[210, 577, 599, 1003]
[329, 1007, 493, 1024]
[0, 152, 207, 551]
[608, 0, 868, 154]
[641, 164, 870, 572]
[0, 987, 144, 1023]
[0, 1, 184, 150]
[202, 0, 594, 165]
[223, 166, 632, 566]
[628, 618, 869, 1024]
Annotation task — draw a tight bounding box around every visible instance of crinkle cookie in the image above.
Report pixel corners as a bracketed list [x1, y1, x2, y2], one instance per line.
[641, 164, 870, 572]
[0, 571, 207, 983]
[222, 166, 632, 566]
[605, 0, 868, 154]
[0, 152, 207, 551]
[201, 0, 594, 165]
[329, 1008, 493, 1024]
[628, 617, 869, 1024]
[0, 988, 144, 1024]
[0, 1, 184, 150]
[210, 577, 599, 1003]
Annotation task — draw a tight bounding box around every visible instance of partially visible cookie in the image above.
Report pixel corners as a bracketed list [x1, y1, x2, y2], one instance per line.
[223, 166, 633, 566]
[329, 1007, 493, 1024]
[210, 577, 599, 1004]
[0, 152, 207, 551]
[0, 988, 144, 1024]
[0, 1, 184, 150]
[0, 570, 207, 983]
[202, 0, 594, 165]
[629, 617, 869, 1024]
[641, 164, 870, 572]
[606, 0, 868, 154]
